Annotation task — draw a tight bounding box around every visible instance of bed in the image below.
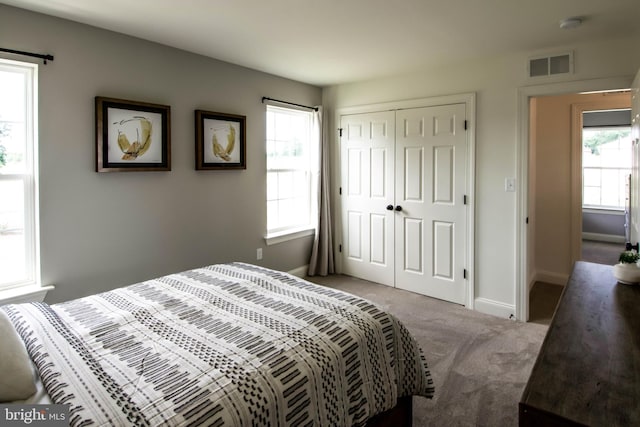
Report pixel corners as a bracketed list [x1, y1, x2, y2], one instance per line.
[1, 262, 434, 426]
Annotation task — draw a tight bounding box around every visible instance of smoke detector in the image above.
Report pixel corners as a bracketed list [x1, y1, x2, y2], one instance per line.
[560, 17, 582, 29]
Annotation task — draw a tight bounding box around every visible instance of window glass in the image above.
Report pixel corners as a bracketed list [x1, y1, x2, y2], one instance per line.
[582, 127, 631, 209]
[0, 59, 37, 289]
[266, 105, 316, 235]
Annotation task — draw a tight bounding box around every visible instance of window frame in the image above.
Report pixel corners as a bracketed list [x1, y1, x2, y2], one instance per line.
[0, 58, 39, 291]
[581, 125, 631, 211]
[265, 103, 318, 245]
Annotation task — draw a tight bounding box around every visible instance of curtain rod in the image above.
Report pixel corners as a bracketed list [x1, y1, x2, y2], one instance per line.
[262, 96, 318, 111]
[0, 47, 54, 64]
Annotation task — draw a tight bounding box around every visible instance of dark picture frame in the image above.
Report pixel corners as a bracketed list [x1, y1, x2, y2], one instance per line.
[95, 96, 171, 172]
[195, 110, 246, 170]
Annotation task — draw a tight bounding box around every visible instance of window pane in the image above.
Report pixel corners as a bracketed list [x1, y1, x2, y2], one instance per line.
[0, 59, 37, 289]
[582, 125, 631, 209]
[277, 171, 292, 199]
[267, 171, 278, 201]
[0, 70, 28, 174]
[0, 179, 27, 284]
[279, 199, 295, 228]
[267, 200, 278, 230]
[266, 105, 316, 234]
[583, 168, 600, 187]
[583, 187, 601, 206]
[292, 171, 308, 197]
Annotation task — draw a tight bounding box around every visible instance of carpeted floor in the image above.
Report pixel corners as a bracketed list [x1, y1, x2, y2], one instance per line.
[305, 274, 550, 427]
[581, 239, 624, 265]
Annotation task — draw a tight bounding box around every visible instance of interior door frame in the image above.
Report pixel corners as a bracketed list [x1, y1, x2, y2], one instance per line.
[334, 93, 476, 308]
[516, 76, 633, 322]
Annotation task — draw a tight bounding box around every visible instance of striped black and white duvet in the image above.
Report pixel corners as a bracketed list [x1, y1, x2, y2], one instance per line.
[3, 263, 434, 426]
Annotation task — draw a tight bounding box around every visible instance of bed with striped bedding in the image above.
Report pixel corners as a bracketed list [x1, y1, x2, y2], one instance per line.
[3, 262, 433, 426]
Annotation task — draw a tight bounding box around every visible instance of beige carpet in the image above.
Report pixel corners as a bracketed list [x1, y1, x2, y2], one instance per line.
[305, 274, 550, 427]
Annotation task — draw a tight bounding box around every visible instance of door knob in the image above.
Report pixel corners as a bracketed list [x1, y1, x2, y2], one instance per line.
[386, 205, 394, 211]
[395, 205, 403, 212]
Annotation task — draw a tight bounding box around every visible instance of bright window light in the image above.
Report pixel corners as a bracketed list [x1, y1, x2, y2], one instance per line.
[0, 59, 38, 290]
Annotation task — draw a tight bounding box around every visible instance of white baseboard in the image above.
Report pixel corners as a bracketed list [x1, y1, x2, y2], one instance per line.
[288, 265, 309, 278]
[582, 232, 625, 243]
[474, 297, 516, 320]
[534, 270, 569, 286]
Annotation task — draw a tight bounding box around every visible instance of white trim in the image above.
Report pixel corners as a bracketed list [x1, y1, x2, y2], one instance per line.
[334, 93, 476, 309]
[582, 208, 625, 216]
[582, 232, 625, 243]
[265, 227, 314, 246]
[473, 297, 516, 319]
[516, 75, 633, 322]
[0, 285, 54, 305]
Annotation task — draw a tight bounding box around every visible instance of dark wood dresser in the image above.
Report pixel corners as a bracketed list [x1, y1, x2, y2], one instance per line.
[519, 261, 640, 427]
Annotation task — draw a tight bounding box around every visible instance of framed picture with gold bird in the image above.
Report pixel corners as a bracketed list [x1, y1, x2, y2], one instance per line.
[195, 110, 246, 170]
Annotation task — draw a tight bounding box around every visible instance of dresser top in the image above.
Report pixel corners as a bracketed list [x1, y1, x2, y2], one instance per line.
[521, 261, 640, 426]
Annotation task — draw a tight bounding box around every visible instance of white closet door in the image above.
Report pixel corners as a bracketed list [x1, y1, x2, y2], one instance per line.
[395, 104, 467, 304]
[340, 111, 395, 286]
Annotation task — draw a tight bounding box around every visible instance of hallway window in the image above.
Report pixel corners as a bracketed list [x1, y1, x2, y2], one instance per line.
[582, 126, 631, 209]
[0, 59, 39, 290]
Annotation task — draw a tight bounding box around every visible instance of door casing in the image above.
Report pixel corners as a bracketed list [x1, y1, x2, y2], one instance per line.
[516, 76, 633, 321]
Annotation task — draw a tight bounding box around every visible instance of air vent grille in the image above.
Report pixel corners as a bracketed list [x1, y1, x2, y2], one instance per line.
[528, 52, 573, 78]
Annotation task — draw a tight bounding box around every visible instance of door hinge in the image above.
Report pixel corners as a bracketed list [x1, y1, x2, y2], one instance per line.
[463, 269, 467, 279]
[339, 244, 342, 253]
[463, 195, 467, 205]
[526, 217, 529, 224]
[339, 128, 343, 137]
[339, 187, 342, 195]
[464, 120, 468, 130]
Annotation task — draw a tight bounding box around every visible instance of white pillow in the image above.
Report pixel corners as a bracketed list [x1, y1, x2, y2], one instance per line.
[0, 309, 37, 402]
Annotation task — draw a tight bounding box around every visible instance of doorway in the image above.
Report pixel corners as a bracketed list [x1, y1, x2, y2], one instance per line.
[527, 95, 631, 323]
[516, 77, 632, 321]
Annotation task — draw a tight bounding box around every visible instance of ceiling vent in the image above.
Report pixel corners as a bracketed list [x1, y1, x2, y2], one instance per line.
[528, 52, 573, 78]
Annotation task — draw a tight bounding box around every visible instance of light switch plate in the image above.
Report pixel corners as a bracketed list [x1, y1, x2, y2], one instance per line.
[505, 178, 516, 192]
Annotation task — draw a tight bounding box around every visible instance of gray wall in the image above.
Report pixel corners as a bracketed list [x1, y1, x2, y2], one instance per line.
[0, 5, 322, 303]
[582, 211, 626, 237]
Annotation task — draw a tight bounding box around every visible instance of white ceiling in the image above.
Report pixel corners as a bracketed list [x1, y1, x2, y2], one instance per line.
[2, 0, 640, 86]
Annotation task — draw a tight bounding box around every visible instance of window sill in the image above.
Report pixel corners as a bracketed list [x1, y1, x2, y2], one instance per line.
[0, 284, 55, 305]
[582, 207, 625, 216]
[265, 227, 315, 246]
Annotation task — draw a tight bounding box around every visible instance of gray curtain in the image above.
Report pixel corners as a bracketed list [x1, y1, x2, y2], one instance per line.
[308, 106, 335, 276]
